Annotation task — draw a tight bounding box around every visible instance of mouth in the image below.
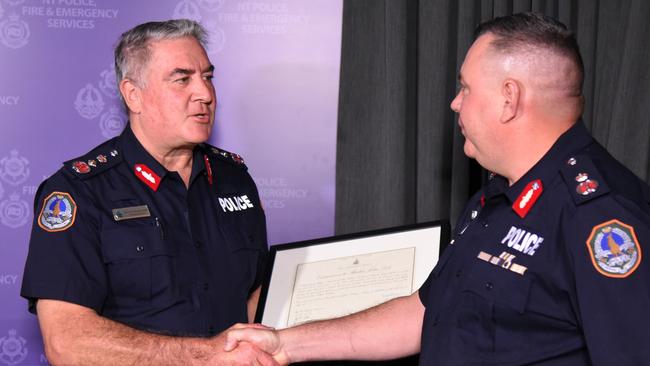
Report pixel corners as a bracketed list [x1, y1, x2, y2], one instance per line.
[190, 113, 211, 123]
[458, 119, 465, 134]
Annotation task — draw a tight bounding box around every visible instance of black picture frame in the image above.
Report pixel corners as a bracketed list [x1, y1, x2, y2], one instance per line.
[255, 220, 450, 327]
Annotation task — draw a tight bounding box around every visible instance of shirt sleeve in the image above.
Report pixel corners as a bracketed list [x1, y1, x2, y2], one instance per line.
[20, 170, 107, 313]
[563, 194, 650, 365]
[246, 172, 269, 292]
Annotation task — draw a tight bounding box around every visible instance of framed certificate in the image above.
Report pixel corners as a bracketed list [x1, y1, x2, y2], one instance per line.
[255, 220, 449, 328]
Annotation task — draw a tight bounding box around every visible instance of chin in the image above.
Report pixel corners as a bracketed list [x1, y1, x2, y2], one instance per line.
[463, 143, 476, 159]
[187, 126, 213, 143]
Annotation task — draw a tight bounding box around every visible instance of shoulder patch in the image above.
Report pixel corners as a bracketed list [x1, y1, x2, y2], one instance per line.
[560, 154, 610, 205]
[38, 191, 77, 232]
[201, 143, 248, 170]
[64, 148, 122, 179]
[586, 219, 641, 278]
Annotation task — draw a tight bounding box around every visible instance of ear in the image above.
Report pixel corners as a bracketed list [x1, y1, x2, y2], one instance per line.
[500, 78, 521, 123]
[119, 78, 142, 114]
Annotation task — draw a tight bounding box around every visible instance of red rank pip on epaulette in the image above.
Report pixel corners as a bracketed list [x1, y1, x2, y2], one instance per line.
[203, 154, 213, 185]
[134, 164, 161, 191]
[512, 179, 543, 218]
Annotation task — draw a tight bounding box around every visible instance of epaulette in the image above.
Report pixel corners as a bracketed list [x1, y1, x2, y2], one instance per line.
[201, 143, 248, 170]
[560, 154, 610, 205]
[64, 144, 123, 180]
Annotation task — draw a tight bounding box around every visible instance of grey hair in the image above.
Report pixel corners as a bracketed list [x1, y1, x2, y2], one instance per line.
[114, 19, 208, 87]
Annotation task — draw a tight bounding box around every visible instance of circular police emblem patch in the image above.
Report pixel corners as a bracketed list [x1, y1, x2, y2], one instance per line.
[38, 192, 77, 232]
[0, 329, 28, 366]
[0, 193, 29, 228]
[0, 14, 30, 49]
[586, 219, 641, 278]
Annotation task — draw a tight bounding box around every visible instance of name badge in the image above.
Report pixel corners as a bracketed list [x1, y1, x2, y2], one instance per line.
[112, 205, 151, 221]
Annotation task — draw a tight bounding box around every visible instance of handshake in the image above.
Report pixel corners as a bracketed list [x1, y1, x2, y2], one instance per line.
[221, 323, 288, 366]
[219, 293, 423, 365]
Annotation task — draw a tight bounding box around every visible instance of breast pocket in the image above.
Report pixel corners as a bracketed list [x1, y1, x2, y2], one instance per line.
[461, 260, 531, 313]
[101, 226, 178, 300]
[220, 224, 263, 294]
[455, 260, 532, 356]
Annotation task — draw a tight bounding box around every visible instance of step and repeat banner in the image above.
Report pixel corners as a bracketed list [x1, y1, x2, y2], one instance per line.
[0, 0, 342, 364]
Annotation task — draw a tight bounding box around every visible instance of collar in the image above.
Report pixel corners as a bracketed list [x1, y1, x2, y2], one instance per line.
[484, 121, 594, 204]
[118, 123, 169, 181]
[118, 123, 207, 188]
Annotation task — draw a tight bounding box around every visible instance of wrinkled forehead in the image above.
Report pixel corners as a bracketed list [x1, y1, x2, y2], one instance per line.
[144, 37, 211, 73]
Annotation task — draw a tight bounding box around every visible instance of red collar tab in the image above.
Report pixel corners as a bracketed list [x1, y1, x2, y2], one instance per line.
[134, 164, 161, 191]
[203, 154, 213, 185]
[512, 179, 543, 218]
[480, 194, 486, 207]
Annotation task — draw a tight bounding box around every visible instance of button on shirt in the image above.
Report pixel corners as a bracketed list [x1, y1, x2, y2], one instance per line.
[21, 125, 268, 336]
[418, 122, 650, 365]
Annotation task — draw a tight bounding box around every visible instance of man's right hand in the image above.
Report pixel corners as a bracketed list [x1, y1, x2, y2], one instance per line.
[223, 323, 290, 365]
[36, 299, 279, 366]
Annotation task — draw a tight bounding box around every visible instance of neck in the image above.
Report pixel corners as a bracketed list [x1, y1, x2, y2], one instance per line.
[130, 121, 195, 187]
[501, 119, 575, 186]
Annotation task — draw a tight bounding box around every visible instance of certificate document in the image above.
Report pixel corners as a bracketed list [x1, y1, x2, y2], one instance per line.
[287, 247, 415, 326]
[255, 221, 449, 329]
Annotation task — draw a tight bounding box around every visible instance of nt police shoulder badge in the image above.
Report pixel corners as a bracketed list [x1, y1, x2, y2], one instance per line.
[38, 191, 77, 232]
[586, 219, 641, 278]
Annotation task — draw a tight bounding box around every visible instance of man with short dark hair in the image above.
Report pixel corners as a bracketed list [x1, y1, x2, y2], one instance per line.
[21, 19, 277, 365]
[224, 12, 650, 365]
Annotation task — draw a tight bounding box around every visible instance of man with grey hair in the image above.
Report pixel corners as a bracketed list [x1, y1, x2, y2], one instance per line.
[21, 19, 277, 365]
[224, 12, 650, 365]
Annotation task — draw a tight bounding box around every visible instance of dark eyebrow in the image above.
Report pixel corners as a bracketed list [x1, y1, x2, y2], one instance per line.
[168, 65, 214, 79]
[169, 68, 194, 78]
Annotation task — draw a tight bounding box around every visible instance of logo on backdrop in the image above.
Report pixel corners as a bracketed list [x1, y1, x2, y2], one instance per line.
[0, 14, 29, 49]
[3, 0, 26, 6]
[0, 3, 4, 19]
[173, 0, 202, 21]
[99, 107, 126, 139]
[0, 150, 30, 186]
[0, 329, 27, 366]
[197, 0, 225, 12]
[203, 19, 226, 53]
[99, 64, 119, 99]
[0, 193, 30, 228]
[255, 177, 309, 209]
[172, 0, 226, 54]
[0, 274, 18, 285]
[75, 65, 127, 139]
[75, 83, 105, 120]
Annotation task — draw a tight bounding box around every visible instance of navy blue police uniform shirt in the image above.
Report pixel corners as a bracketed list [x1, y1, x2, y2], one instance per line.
[418, 121, 650, 365]
[21, 124, 268, 337]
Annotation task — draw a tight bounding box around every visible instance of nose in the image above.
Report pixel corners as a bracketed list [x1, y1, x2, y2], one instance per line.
[450, 91, 462, 113]
[192, 78, 214, 105]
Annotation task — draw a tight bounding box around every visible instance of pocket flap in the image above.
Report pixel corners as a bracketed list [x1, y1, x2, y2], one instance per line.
[220, 224, 261, 252]
[462, 260, 532, 314]
[101, 227, 176, 262]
